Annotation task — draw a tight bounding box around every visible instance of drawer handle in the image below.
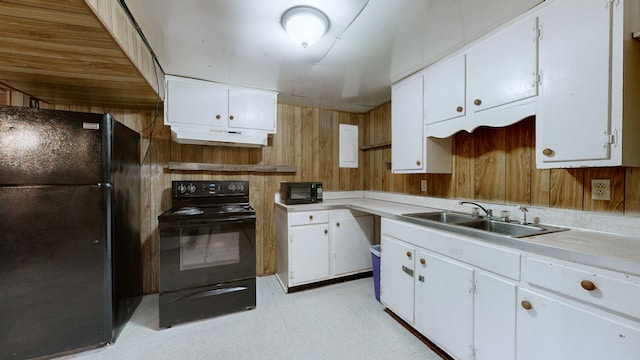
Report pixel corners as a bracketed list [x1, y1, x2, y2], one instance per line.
[416, 160, 421, 166]
[215, 114, 221, 120]
[402, 265, 414, 277]
[336, 222, 340, 227]
[420, 258, 426, 266]
[542, 148, 554, 157]
[229, 115, 235, 120]
[406, 251, 412, 259]
[456, 106, 463, 113]
[521, 300, 533, 310]
[324, 229, 328, 235]
[580, 280, 597, 291]
[309, 215, 313, 221]
[473, 99, 482, 106]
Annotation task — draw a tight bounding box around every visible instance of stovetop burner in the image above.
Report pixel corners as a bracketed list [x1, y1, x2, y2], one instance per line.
[158, 180, 255, 223]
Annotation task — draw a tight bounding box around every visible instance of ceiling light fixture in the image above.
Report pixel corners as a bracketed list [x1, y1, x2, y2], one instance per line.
[281, 6, 330, 48]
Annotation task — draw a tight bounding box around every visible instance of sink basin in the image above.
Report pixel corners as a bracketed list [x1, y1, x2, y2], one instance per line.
[455, 220, 551, 237]
[403, 211, 475, 223]
[402, 211, 568, 238]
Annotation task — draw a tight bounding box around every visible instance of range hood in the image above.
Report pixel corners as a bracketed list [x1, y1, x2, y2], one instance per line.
[169, 124, 269, 147]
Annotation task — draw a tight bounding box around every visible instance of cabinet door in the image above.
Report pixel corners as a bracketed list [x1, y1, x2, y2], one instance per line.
[165, 76, 227, 128]
[466, 15, 538, 113]
[332, 213, 373, 276]
[228, 88, 277, 133]
[414, 249, 474, 360]
[424, 53, 466, 125]
[536, 0, 613, 165]
[391, 75, 425, 173]
[475, 272, 517, 360]
[380, 235, 415, 324]
[517, 289, 640, 360]
[289, 223, 330, 286]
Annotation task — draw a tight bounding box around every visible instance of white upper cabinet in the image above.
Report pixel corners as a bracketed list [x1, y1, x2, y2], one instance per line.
[392, 75, 426, 173]
[536, 0, 640, 168]
[466, 14, 538, 115]
[424, 53, 466, 125]
[423, 10, 539, 138]
[164, 75, 277, 146]
[391, 74, 453, 174]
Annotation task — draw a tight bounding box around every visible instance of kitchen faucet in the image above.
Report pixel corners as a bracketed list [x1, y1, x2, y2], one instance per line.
[459, 201, 493, 219]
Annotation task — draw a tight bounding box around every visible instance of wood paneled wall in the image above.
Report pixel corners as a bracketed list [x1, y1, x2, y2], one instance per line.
[3, 87, 638, 294]
[362, 102, 640, 216]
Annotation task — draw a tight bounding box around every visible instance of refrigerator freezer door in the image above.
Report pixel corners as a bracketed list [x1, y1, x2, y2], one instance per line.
[0, 185, 111, 359]
[0, 107, 104, 185]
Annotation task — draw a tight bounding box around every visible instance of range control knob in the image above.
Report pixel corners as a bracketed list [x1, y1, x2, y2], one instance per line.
[177, 183, 187, 194]
[186, 183, 197, 194]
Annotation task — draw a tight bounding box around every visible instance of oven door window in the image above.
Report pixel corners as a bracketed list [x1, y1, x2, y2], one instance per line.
[180, 230, 239, 270]
[159, 219, 256, 292]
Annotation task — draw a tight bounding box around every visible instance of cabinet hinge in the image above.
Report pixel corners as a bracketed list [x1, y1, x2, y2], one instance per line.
[603, 129, 618, 148]
[289, 271, 295, 280]
[470, 281, 477, 295]
[470, 347, 477, 360]
[536, 25, 542, 40]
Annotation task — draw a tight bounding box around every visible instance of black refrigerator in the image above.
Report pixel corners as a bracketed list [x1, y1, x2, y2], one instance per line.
[0, 106, 142, 359]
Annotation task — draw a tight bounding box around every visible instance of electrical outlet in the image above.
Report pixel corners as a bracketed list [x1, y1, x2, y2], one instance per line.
[591, 179, 610, 201]
[421, 179, 427, 192]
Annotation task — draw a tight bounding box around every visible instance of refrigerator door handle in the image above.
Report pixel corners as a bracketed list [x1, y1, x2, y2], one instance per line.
[98, 182, 113, 188]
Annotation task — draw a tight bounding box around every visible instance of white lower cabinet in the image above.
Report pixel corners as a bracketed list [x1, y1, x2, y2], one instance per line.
[381, 218, 518, 360]
[516, 255, 640, 360]
[516, 288, 640, 360]
[475, 271, 517, 360]
[331, 210, 374, 277]
[380, 235, 415, 324]
[275, 207, 374, 292]
[415, 250, 474, 360]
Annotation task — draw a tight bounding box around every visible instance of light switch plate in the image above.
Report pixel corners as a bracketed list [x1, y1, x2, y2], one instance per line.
[591, 179, 610, 200]
[421, 179, 427, 192]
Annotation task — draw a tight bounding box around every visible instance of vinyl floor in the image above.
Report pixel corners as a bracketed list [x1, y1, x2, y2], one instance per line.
[55, 275, 442, 360]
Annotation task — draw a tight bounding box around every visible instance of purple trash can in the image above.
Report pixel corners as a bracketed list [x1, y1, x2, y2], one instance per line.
[370, 245, 381, 302]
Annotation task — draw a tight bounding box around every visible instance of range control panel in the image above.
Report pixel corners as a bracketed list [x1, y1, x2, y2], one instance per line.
[172, 180, 249, 198]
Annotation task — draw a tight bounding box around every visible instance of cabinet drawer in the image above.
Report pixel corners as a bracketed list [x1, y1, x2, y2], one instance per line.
[524, 257, 640, 319]
[289, 211, 329, 226]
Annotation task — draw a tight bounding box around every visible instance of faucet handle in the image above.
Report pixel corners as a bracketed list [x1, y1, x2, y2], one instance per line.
[516, 205, 528, 224]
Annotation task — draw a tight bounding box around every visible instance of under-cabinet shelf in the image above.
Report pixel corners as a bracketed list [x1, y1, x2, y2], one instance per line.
[168, 162, 296, 173]
[359, 142, 391, 151]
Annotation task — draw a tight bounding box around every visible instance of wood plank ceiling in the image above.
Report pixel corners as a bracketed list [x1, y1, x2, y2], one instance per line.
[0, 0, 161, 109]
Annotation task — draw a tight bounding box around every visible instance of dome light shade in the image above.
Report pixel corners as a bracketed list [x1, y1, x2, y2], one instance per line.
[281, 6, 329, 48]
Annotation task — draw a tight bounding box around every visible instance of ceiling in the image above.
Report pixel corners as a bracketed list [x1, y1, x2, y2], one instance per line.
[124, 0, 542, 113]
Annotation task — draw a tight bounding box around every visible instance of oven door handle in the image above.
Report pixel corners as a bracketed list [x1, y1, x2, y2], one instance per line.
[171, 286, 249, 302]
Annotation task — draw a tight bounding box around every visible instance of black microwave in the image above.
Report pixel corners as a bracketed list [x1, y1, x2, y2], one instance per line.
[280, 182, 323, 205]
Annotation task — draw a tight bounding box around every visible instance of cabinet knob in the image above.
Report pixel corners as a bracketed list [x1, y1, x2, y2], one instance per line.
[309, 215, 313, 221]
[336, 222, 340, 227]
[215, 114, 221, 120]
[324, 229, 328, 234]
[416, 160, 421, 166]
[456, 106, 463, 113]
[580, 280, 597, 291]
[229, 115, 234, 120]
[406, 251, 412, 259]
[521, 300, 533, 310]
[420, 258, 426, 266]
[473, 99, 482, 106]
[542, 148, 554, 157]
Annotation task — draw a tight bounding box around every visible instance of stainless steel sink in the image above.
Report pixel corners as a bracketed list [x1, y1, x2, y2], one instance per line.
[403, 211, 475, 223]
[402, 211, 568, 238]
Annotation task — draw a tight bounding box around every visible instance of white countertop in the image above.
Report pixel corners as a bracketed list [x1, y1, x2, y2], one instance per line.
[275, 191, 640, 276]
